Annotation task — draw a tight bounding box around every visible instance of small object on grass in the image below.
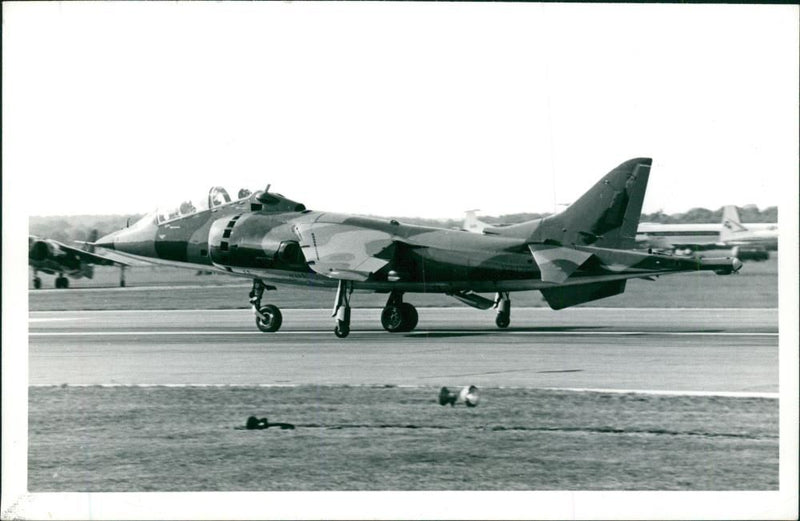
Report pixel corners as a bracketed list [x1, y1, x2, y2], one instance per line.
[244, 416, 295, 430]
[438, 385, 479, 407]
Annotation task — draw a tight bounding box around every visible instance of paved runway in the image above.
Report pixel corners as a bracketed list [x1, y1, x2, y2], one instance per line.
[28, 307, 778, 394]
[29, 308, 778, 394]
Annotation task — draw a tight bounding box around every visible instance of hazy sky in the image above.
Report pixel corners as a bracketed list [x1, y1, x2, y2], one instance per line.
[4, 2, 798, 218]
[3, 4, 799, 517]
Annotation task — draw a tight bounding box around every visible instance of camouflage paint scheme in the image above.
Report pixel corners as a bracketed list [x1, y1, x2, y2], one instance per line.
[96, 158, 741, 311]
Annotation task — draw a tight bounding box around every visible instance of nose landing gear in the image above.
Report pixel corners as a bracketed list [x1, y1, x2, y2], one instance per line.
[494, 292, 511, 328]
[249, 279, 282, 332]
[380, 290, 418, 333]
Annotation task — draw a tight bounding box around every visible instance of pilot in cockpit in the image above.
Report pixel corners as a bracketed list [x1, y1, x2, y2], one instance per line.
[209, 187, 231, 208]
[179, 200, 196, 215]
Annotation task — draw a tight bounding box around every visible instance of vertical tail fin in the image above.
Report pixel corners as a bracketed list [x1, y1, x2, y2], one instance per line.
[504, 158, 652, 249]
[720, 205, 747, 242]
[463, 210, 488, 234]
[84, 229, 99, 253]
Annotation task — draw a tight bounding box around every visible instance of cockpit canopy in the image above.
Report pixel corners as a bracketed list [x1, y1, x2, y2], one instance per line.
[155, 186, 253, 224]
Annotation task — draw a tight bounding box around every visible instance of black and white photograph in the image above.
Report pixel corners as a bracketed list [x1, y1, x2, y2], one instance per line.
[2, 2, 798, 519]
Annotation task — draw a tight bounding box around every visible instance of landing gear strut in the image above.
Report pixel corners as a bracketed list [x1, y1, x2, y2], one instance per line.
[250, 279, 282, 332]
[332, 280, 353, 338]
[33, 270, 42, 290]
[494, 292, 511, 328]
[380, 290, 418, 333]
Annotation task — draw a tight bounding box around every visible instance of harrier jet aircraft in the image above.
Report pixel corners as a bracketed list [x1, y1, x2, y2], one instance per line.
[29, 232, 131, 288]
[94, 159, 741, 337]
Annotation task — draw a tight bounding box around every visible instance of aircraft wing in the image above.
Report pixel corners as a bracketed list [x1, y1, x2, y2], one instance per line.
[59, 241, 134, 267]
[294, 223, 395, 281]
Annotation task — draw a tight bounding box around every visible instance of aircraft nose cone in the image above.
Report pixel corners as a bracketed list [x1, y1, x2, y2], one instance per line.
[94, 232, 117, 250]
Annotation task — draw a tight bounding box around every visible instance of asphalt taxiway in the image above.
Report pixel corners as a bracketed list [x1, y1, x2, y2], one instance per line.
[28, 307, 778, 394]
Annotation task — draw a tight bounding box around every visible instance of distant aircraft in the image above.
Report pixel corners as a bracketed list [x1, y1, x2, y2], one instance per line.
[467, 206, 777, 260]
[462, 209, 486, 234]
[94, 158, 741, 337]
[461, 209, 513, 234]
[636, 206, 777, 260]
[29, 231, 131, 288]
[719, 205, 778, 258]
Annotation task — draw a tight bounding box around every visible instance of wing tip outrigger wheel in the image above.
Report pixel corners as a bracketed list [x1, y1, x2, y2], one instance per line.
[494, 292, 511, 329]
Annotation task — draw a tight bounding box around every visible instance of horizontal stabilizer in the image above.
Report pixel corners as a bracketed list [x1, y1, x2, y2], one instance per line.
[529, 244, 594, 283]
[541, 280, 627, 310]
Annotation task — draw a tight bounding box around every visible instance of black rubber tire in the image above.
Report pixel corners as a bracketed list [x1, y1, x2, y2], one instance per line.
[33, 277, 42, 290]
[399, 303, 418, 331]
[381, 305, 405, 332]
[495, 312, 510, 329]
[56, 276, 69, 289]
[255, 304, 283, 332]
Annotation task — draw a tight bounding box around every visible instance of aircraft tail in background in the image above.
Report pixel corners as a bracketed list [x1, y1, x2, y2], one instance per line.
[84, 229, 100, 253]
[718, 205, 778, 255]
[720, 205, 748, 241]
[462, 210, 488, 234]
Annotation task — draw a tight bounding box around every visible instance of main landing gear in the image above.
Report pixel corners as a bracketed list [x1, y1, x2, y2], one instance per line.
[55, 274, 69, 289]
[380, 290, 418, 333]
[494, 292, 511, 328]
[330, 285, 419, 339]
[250, 279, 282, 332]
[330, 286, 420, 338]
[32, 270, 42, 289]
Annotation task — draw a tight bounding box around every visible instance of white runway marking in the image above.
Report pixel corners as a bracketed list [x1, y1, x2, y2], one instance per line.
[30, 284, 250, 293]
[28, 383, 779, 399]
[28, 317, 84, 323]
[28, 330, 778, 337]
[28, 307, 777, 313]
[543, 387, 779, 399]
